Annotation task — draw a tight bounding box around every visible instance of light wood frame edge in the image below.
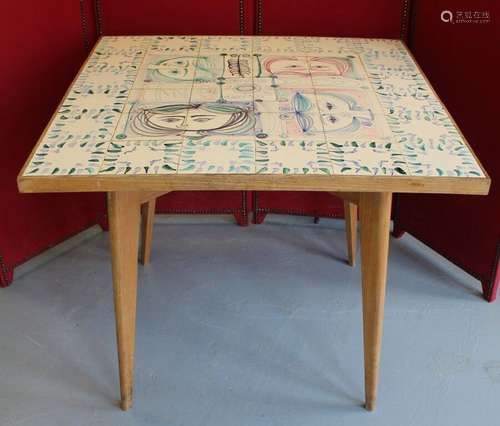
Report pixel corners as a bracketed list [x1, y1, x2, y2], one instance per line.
[18, 173, 489, 195]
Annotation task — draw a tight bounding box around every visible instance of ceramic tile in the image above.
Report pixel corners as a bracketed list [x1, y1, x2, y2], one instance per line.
[194, 54, 254, 81]
[257, 88, 319, 114]
[63, 85, 130, 111]
[254, 54, 311, 81]
[253, 37, 308, 54]
[255, 139, 332, 174]
[328, 139, 409, 176]
[190, 80, 255, 102]
[75, 64, 140, 87]
[115, 90, 256, 141]
[252, 80, 280, 101]
[149, 36, 201, 54]
[400, 137, 483, 177]
[133, 55, 200, 87]
[314, 88, 390, 140]
[22, 36, 485, 178]
[385, 104, 462, 141]
[99, 36, 152, 52]
[99, 140, 182, 174]
[25, 141, 108, 175]
[45, 106, 121, 144]
[308, 55, 366, 84]
[179, 138, 255, 173]
[255, 110, 324, 140]
[200, 36, 252, 53]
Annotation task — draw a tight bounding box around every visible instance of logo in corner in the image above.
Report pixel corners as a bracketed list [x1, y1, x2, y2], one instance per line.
[441, 10, 454, 23]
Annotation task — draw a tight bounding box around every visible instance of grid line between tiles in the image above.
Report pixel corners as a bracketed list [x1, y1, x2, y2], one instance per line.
[176, 36, 204, 174]
[99, 37, 154, 174]
[251, 36, 257, 170]
[304, 54, 329, 146]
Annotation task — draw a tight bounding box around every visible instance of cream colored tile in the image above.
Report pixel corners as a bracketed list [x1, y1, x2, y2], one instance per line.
[194, 54, 254, 81]
[401, 138, 484, 177]
[328, 139, 409, 176]
[191, 80, 255, 102]
[99, 140, 182, 174]
[149, 36, 201, 54]
[253, 36, 308, 54]
[252, 80, 279, 101]
[45, 107, 121, 144]
[134, 55, 200, 87]
[200, 36, 252, 53]
[256, 139, 332, 174]
[179, 138, 255, 173]
[25, 141, 108, 176]
[255, 110, 324, 141]
[254, 54, 310, 80]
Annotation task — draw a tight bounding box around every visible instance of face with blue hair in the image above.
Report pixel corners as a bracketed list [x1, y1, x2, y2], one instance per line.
[316, 93, 374, 132]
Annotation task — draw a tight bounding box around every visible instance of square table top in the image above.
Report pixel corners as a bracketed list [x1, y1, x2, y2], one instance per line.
[18, 36, 490, 195]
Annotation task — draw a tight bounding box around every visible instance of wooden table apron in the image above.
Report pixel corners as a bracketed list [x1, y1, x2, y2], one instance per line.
[17, 35, 490, 411]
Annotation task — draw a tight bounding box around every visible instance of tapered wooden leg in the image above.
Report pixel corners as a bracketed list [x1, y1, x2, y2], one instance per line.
[343, 200, 357, 267]
[139, 198, 156, 265]
[108, 191, 141, 411]
[359, 192, 392, 411]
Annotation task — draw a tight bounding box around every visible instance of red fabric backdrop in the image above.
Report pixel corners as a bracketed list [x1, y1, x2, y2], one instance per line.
[0, 0, 105, 286]
[256, 0, 408, 38]
[393, 0, 500, 301]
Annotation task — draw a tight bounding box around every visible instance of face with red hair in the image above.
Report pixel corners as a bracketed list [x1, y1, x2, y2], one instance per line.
[262, 56, 351, 77]
[308, 57, 350, 76]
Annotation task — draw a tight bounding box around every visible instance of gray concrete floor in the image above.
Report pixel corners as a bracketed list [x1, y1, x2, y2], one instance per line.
[1, 215, 499, 426]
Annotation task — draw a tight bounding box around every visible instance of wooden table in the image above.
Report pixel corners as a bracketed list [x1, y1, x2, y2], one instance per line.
[17, 36, 490, 411]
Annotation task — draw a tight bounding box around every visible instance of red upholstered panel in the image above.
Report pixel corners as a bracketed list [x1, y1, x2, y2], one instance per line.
[256, 0, 406, 38]
[0, 1, 105, 286]
[253, 192, 344, 224]
[98, 0, 246, 35]
[253, 0, 408, 223]
[394, 0, 500, 301]
[156, 192, 251, 226]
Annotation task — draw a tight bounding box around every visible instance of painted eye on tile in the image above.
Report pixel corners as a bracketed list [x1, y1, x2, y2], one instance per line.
[162, 117, 183, 123]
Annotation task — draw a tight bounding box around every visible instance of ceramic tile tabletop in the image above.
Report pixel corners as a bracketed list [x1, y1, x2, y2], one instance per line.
[23, 36, 485, 179]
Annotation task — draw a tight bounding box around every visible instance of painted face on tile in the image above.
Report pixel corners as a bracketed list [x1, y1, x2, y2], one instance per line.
[308, 57, 350, 76]
[317, 93, 374, 132]
[149, 57, 199, 81]
[149, 111, 234, 133]
[264, 57, 309, 76]
[132, 103, 256, 138]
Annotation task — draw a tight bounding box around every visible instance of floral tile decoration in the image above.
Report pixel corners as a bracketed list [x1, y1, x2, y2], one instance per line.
[179, 138, 255, 173]
[23, 36, 485, 178]
[25, 141, 107, 176]
[256, 139, 333, 174]
[328, 139, 408, 176]
[99, 140, 181, 175]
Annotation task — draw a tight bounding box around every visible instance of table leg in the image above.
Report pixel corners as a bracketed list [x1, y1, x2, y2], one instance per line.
[108, 191, 141, 410]
[359, 192, 392, 411]
[343, 200, 357, 267]
[140, 198, 156, 265]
